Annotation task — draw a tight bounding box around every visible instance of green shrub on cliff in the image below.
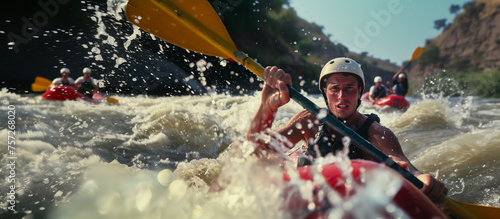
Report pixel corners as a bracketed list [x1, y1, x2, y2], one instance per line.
[418, 44, 441, 65]
[419, 69, 500, 98]
[459, 69, 500, 98]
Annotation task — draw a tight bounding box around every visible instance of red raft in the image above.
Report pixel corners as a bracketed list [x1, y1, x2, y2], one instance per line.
[361, 93, 409, 110]
[42, 85, 104, 104]
[283, 160, 448, 218]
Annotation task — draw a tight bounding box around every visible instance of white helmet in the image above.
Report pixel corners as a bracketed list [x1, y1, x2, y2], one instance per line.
[60, 68, 70, 74]
[319, 57, 365, 108]
[319, 57, 365, 92]
[83, 67, 92, 74]
[374, 76, 383, 83]
[398, 73, 406, 78]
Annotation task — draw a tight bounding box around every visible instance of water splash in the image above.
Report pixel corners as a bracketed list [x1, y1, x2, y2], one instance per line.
[416, 71, 466, 98]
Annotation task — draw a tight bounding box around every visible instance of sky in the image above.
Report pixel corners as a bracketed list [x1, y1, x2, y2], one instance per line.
[289, 0, 473, 65]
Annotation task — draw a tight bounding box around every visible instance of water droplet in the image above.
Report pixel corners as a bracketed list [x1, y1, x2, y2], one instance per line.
[295, 123, 302, 129]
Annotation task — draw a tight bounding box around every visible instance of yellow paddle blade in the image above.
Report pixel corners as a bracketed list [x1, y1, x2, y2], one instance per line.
[126, 0, 236, 60]
[31, 83, 50, 92]
[32, 76, 52, 92]
[35, 76, 52, 86]
[125, 0, 265, 77]
[106, 97, 119, 104]
[410, 46, 423, 62]
[444, 198, 500, 219]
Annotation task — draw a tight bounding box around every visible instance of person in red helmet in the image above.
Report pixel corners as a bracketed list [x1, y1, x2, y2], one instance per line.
[246, 57, 447, 204]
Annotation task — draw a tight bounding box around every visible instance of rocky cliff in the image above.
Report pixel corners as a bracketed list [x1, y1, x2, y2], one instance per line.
[411, 0, 500, 82]
[226, 5, 400, 94]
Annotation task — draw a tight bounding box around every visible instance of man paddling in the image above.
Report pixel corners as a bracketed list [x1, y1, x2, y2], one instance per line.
[75, 67, 99, 99]
[369, 76, 389, 103]
[246, 57, 447, 204]
[388, 68, 409, 96]
[51, 68, 76, 88]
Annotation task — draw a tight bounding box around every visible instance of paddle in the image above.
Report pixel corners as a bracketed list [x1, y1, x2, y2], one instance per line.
[31, 76, 119, 104]
[31, 76, 52, 92]
[386, 47, 422, 95]
[105, 96, 119, 104]
[408, 46, 423, 65]
[402, 46, 422, 72]
[124, 0, 499, 218]
[393, 46, 423, 77]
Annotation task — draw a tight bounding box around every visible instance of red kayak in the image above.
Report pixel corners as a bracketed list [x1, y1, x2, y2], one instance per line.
[361, 93, 409, 110]
[211, 148, 447, 218]
[42, 85, 104, 103]
[282, 159, 448, 218]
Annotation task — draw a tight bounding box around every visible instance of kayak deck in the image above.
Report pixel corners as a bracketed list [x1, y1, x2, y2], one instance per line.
[282, 159, 448, 218]
[361, 93, 409, 110]
[42, 85, 104, 103]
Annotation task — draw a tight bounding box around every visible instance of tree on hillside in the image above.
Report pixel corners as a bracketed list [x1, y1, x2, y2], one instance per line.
[219, 0, 289, 33]
[433, 4, 463, 31]
[434, 18, 448, 30]
[359, 51, 368, 60]
[450, 4, 461, 14]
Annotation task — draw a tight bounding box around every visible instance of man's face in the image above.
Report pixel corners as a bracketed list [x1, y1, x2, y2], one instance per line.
[375, 81, 382, 87]
[61, 72, 69, 79]
[84, 72, 91, 79]
[323, 74, 361, 120]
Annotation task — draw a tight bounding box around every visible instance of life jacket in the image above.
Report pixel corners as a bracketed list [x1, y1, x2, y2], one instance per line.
[61, 80, 72, 86]
[372, 85, 387, 99]
[393, 79, 408, 96]
[78, 79, 95, 98]
[297, 113, 380, 167]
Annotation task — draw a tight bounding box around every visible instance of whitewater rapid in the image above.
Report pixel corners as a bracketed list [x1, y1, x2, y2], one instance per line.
[1, 88, 499, 218]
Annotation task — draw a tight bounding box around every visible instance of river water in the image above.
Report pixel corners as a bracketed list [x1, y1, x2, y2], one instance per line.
[0, 89, 499, 218]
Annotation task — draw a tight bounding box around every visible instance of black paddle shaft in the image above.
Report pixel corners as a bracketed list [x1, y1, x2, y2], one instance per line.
[287, 85, 424, 189]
